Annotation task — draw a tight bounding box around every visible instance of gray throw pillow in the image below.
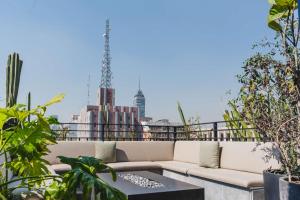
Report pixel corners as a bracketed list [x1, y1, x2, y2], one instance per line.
[95, 142, 116, 163]
[199, 141, 220, 168]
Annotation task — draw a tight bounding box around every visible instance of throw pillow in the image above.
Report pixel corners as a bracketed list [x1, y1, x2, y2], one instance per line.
[95, 141, 116, 163]
[199, 141, 220, 168]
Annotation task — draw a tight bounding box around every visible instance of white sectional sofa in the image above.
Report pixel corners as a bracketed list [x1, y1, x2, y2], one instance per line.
[44, 141, 280, 200]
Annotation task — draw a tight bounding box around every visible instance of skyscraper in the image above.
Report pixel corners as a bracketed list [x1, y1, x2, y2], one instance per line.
[134, 79, 145, 120]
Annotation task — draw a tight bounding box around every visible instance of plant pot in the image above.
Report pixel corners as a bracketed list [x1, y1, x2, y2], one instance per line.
[263, 170, 285, 200]
[279, 177, 300, 200]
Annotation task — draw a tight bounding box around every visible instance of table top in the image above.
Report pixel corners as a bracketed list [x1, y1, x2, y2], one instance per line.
[98, 171, 203, 196]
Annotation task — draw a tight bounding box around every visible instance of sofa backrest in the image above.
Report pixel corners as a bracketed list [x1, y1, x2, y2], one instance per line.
[173, 141, 200, 164]
[44, 141, 95, 164]
[116, 141, 174, 162]
[220, 142, 281, 174]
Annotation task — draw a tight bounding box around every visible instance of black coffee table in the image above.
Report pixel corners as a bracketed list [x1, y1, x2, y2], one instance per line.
[98, 171, 204, 200]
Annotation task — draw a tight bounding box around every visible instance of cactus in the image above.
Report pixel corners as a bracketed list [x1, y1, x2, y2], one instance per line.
[27, 92, 31, 122]
[6, 53, 23, 107]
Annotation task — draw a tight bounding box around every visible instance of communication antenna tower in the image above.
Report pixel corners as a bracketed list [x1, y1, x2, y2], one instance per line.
[87, 74, 91, 105]
[100, 19, 112, 88]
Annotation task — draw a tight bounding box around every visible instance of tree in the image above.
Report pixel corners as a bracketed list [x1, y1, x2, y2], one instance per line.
[234, 0, 300, 182]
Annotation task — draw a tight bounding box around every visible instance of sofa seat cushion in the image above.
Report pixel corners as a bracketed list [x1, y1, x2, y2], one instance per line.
[44, 141, 95, 164]
[188, 167, 263, 188]
[116, 141, 174, 162]
[155, 161, 199, 174]
[220, 142, 281, 174]
[107, 162, 161, 171]
[173, 141, 200, 164]
[51, 164, 72, 173]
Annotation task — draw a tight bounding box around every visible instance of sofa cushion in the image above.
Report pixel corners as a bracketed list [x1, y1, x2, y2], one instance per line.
[116, 141, 174, 162]
[188, 167, 263, 188]
[155, 161, 198, 174]
[220, 142, 281, 174]
[199, 141, 220, 168]
[95, 142, 116, 163]
[51, 164, 72, 173]
[44, 141, 95, 164]
[107, 161, 161, 171]
[173, 141, 200, 164]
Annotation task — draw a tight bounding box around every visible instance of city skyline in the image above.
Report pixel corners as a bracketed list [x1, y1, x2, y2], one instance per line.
[0, 0, 274, 122]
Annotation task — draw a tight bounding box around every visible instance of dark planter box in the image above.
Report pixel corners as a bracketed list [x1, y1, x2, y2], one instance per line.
[263, 170, 285, 200]
[279, 177, 300, 200]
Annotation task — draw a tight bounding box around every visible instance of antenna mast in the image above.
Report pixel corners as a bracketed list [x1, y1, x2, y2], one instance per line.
[87, 74, 91, 105]
[100, 19, 112, 88]
[138, 77, 141, 91]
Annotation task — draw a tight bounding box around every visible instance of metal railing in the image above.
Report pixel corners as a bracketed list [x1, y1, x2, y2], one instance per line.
[52, 120, 263, 142]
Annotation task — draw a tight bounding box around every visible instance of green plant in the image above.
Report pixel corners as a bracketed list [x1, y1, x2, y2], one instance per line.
[0, 94, 64, 199]
[27, 92, 31, 122]
[45, 156, 127, 200]
[6, 53, 23, 108]
[177, 102, 188, 128]
[177, 102, 202, 139]
[223, 101, 260, 140]
[57, 125, 70, 140]
[233, 0, 300, 182]
[177, 102, 191, 139]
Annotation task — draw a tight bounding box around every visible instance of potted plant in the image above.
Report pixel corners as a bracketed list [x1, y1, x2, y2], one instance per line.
[0, 94, 64, 199]
[0, 94, 126, 200]
[44, 156, 127, 200]
[230, 0, 300, 199]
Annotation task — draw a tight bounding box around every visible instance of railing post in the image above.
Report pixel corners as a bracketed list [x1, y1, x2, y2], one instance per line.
[174, 127, 177, 141]
[167, 126, 170, 141]
[213, 122, 218, 141]
[101, 124, 105, 141]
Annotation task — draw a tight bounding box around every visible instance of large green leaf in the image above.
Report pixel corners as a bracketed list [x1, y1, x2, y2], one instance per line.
[267, 0, 297, 32]
[45, 156, 127, 200]
[177, 102, 187, 127]
[0, 94, 63, 198]
[43, 93, 65, 107]
[274, 0, 296, 7]
[269, 0, 276, 4]
[268, 19, 283, 32]
[177, 102, 191, 137]
[0, 113, 8, 130]
[268, 4, 287, 31]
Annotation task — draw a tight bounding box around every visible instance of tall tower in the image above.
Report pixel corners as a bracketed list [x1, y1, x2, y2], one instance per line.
[100, 19, 112, 88]
[134, 79, 145, 120]
[97, 19, 115, 106]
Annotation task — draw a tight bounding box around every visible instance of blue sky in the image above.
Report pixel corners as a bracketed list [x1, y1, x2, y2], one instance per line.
[0, 0, 274, 122]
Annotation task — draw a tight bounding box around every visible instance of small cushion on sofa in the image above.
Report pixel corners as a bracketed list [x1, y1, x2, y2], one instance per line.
[95, 142, 116, 163]
[51, 164, 71, 173]
[199, 141, 220, 168]
[107, 161, 161, 171]
[155, 161, 199, 174]
[188, 167, 263, 188]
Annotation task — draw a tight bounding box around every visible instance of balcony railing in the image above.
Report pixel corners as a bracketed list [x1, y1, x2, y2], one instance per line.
[52, 120, 265, 142]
